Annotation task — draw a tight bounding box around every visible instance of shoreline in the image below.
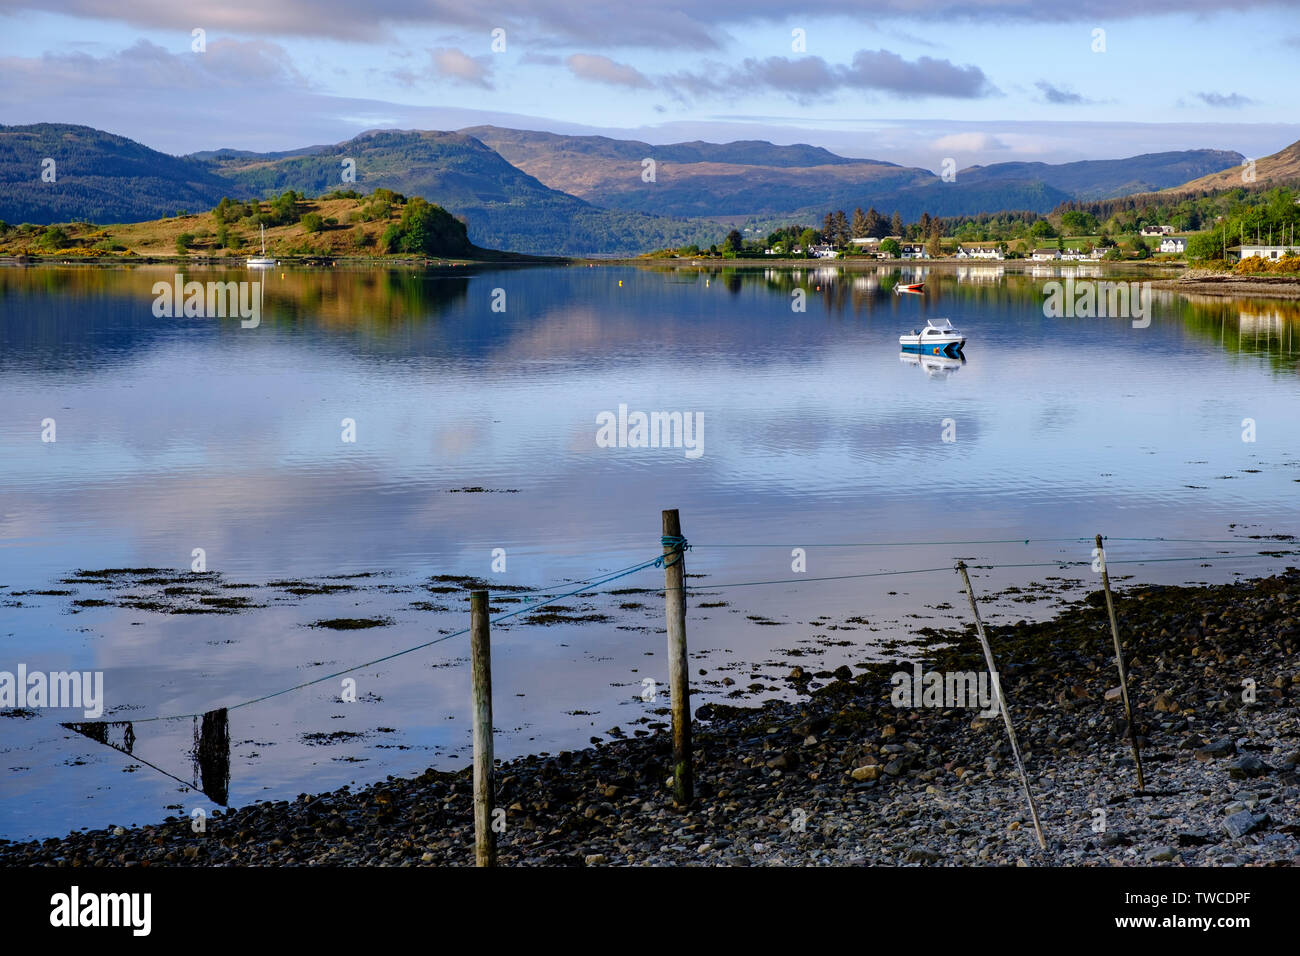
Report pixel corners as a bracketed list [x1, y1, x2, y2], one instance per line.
[1150, 273, 1300, 300]
[4, 569, 1298, 867]
[12, 254, 1300, 303]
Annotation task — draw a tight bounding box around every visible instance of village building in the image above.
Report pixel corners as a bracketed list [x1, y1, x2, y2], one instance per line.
[1159, 237, 1187, 254]
[955, 246, 1004, 260]
[1030, 248, 1059, 260]
[1233, 244, 1292, 261]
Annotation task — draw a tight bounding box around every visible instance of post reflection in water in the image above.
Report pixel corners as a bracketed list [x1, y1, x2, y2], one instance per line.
[63, 708, 231, 807]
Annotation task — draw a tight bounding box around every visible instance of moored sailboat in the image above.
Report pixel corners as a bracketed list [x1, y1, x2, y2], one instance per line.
[247, 224, 276, 268]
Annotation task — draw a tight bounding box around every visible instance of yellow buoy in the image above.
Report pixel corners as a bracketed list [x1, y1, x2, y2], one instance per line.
[618, 280, 623, 287]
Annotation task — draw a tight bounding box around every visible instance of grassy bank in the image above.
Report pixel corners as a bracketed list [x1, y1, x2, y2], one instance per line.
[0, 192, 556, 264]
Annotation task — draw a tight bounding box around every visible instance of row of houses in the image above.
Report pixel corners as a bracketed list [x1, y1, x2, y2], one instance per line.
[763, 235, 1196, 259]
[764, 243, 841, 258]
[1029, 236, 1188, 258]
[1030, 247, 1104, 260]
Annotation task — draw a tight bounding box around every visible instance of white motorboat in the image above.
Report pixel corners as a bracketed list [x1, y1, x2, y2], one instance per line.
[899, 318, 966, 356]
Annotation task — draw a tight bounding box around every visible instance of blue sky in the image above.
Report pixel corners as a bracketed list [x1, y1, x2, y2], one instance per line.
[2, 1, 1298, 170]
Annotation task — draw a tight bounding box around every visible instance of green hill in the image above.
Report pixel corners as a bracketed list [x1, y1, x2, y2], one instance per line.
[207, 128, 719, 256]
[0, 123, 231, 224]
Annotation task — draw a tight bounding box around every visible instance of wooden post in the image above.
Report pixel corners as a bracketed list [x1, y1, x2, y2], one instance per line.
[1096, 535, 1146, 792]
[956, 561, 1047, 850]
[469, 589, 496, 866]
[662, 509, 692, 807]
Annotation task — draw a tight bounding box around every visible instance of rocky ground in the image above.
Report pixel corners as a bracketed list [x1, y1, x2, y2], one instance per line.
[3, 570, 1299, 867]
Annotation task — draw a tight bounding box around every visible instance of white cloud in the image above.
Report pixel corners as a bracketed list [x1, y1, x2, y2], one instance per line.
[566, 53, 651, 89]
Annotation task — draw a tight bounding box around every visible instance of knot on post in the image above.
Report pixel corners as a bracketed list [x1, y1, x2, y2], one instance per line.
[656, 534, 691, 568]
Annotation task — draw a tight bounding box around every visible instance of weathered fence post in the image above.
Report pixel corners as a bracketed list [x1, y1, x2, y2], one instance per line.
[662, 509, 693, 807]
[1095, 534, 1146, 792]
[470, 589, 496, 866]
[956, 561, 1047, 850]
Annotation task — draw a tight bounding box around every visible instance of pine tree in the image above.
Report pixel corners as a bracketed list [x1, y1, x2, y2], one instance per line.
[866, 207, 886, 238]
[851, 207, 868, 239]
[832, 210, 848, 246]
[890, 211, 903, 236]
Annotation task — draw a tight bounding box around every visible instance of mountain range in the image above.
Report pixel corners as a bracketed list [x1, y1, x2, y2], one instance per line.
[0, 122, 1267, 255]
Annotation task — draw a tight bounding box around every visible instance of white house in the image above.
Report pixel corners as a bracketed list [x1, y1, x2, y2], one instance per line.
[1159, 237, 1187, 254]
[900, 244, 928, 259]
[1140, 225, 1174, 237]
[810, 244, 839, 259]
[1236, 244, 1292, 260]
[850, 237, 880, 247]
[955, 246, 1004, 260]
[1030, 248, 1059, 260]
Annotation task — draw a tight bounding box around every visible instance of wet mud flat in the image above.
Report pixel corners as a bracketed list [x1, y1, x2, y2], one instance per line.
[3, 569, 1299, 867]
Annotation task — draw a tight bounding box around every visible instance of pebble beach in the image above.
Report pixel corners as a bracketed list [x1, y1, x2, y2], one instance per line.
[4, 570, 1299, 868]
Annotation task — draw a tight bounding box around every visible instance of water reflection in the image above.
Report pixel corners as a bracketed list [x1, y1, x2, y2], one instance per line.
[192, 709, 231, 806]
[6, 260, 1300, 838]
[899, 351, 965, 378]
[63, 708, 231, 806]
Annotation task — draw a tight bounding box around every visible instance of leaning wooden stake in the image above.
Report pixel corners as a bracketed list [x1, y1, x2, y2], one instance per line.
[1095, 535, 1146, 792]
[956, 561, 1047, 850]
[662, 509, 693, 807]
[469, 589, 496, 866]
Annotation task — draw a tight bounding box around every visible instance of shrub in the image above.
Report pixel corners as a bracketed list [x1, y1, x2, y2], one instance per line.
[301, 212, 325, 233]
[39, 225, 70, 249]
[361, 200, 392, 222]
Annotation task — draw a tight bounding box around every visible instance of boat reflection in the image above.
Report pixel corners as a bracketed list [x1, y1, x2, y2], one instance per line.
[899, 350, 965, 378]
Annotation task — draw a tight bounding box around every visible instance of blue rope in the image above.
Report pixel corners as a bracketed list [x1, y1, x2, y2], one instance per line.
[656, 534, 691, 568]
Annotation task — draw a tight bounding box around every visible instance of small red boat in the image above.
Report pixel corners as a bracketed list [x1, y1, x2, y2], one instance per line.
[894, 281, 925, 295]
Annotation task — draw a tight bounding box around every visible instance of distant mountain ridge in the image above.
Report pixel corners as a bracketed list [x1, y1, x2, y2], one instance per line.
[1159, 138, 1300, 193]
[0, 122, 1251, 255]
[464, 125, 1241, 221]
[957, 149, 1245, 200]
[206, 128, 718, 256]
[461, 125, 876, 169]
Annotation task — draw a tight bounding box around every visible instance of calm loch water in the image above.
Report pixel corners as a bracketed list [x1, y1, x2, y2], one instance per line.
[3, 261, 1299, 839]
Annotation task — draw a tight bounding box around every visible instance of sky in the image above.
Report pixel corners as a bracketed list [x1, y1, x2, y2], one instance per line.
[2, 0, 1298, 172]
